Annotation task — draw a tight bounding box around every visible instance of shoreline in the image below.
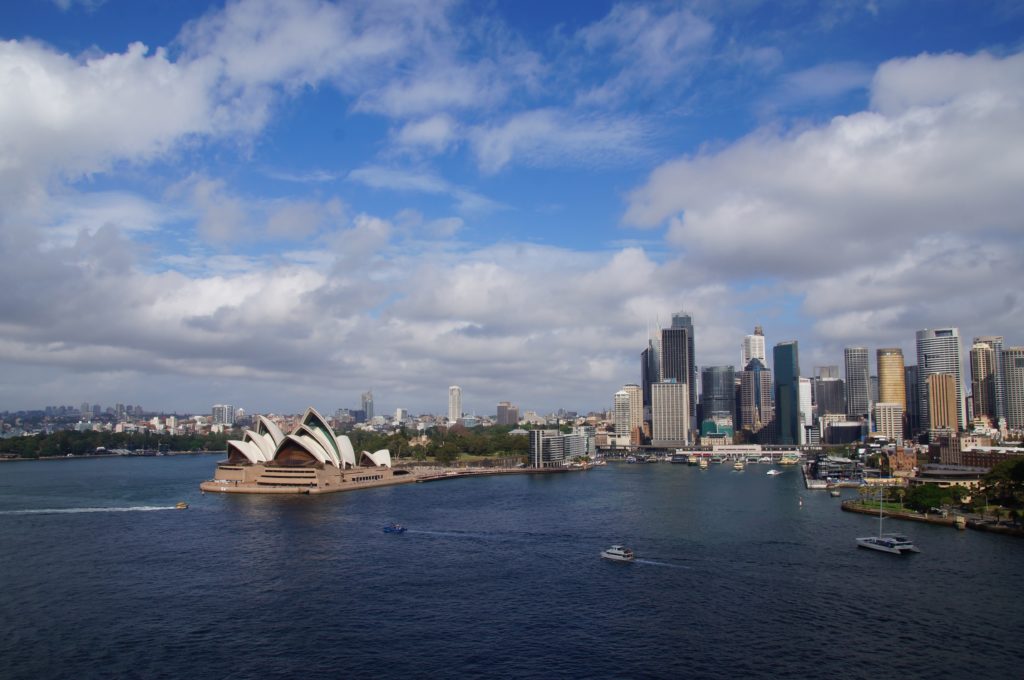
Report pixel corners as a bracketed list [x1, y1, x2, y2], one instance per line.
[841, 500, 1024, 538]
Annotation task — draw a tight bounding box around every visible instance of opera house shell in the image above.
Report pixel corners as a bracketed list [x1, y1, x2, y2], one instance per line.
[201, 407, 414, 494]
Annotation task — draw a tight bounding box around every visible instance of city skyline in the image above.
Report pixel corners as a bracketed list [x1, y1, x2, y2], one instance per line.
[1, 1, 1022, 415]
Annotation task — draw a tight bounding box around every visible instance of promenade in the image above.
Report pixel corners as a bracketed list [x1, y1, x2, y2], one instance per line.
[841, 500, 1024, 538]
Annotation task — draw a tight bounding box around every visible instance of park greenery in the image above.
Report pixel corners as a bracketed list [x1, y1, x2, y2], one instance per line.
[0, 424, 530, 464]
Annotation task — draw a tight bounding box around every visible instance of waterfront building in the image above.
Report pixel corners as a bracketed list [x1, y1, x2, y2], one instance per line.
[651, 381, 690, 447]
[739, 358, 774, 435]
[361, 391, 374, 422]
[1005, 347, 1024, 430]
[741, 325, 766, 368]
[974, 335, 1006, 422]
[927, 374, 959, 433]
[448, 386, 462, 423]
[970, 341, 997, 423]
[613, 389, 631, 436]
[212, 404, 234, 426]
[844, 347, 870, 418]
[496, 401, 519, 426]
[773, 341, 800, 445]
[700, 414, 734, 446]
[874, 402, 904, 440]
[700, 365, 736, 425]
[916, 328, 965, 430]
[660, 312, 696, 428]
[528, 429, 584, 467]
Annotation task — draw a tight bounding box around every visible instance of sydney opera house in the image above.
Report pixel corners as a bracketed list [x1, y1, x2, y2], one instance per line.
[200, 407, 416, 494]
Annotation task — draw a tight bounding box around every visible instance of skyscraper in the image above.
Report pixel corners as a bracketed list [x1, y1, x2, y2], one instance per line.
[974, 335, 1006, 422]
[916, 328, 965, 431]
[970, 340, 997, 423]
[741, 325, 766, 368]
[798, 377, 813, 444]
[739, 358, 774, 434]
[904, 365, 920, 433]
[661, 312, 696, 427]
[448, 386, 462, 423]
[876, 348, 906, 409]
[1004, 347, 1024, 430]
[844, 347, 870, 418]
[361, 391, 374, 421]
[640, 334, 660, 423]
[926, 373, 958, 432]
[624, 384, 643, 439]
[613, 390, 631, 436]
[700, 365, 735, 424]
[813, 376, 847, 416]
[773, 341, 800, 445]
[651, 381, 689, 446]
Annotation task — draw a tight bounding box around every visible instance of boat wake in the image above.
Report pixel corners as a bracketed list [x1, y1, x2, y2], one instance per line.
[0, 506, 181, 516]
[632, 558, 691, 570]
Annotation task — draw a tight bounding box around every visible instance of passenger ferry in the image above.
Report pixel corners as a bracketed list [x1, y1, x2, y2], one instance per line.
[600, 545, 635, 562]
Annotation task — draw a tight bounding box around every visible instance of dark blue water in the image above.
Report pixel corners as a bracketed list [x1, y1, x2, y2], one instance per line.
[1, 456, 1020, 679]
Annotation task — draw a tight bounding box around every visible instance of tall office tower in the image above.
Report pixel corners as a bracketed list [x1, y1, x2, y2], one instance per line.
[970, 341, 997, 423]
[874, 403, 904, 440]
[876, 348, 907, 409]
[844, 347, 870, 418]
[448, 386, 462, 423]
[661, 312, 696, 426]
[926, 374, 958, 431]
[623, 384, 643, 437]
[741, 325, 767, 368]
[798, 378, 813, 444]
[640, 335, 660, 422]
[974, 335, 1006, 422]
[1004, 347, 1024, 429]
[815, 365, 839, 379]
[361, 391, 374, 421]
[813, 377, 847, 416]
[700, 366, 736, 423]
[496, 401, 519, 426]
[773, 341, 801, 445]
[651, 381, 689, 446]
[739, 359, 774, 433]
[613, 390, 631, 435]
[916, 328, 965, 430]
[904, 365, 920, 432]
[870, 375, 879, 404]
[211, 404, 234, 426]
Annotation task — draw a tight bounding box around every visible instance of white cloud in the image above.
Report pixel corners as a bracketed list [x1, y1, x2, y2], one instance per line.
[471, 108, 649, 174]
[393, 113, 459, 152]
[348, 165, 500, 214]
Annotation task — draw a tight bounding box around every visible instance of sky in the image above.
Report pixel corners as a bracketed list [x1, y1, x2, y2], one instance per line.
[1, 0, 1023, 418]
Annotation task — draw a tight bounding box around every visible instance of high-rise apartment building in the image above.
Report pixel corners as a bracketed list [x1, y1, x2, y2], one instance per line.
[613, 389, 631, 436]
[970, 341, 997, 423]
[661, 312, 696, 427]
[741, 325, 766, 368]
[876, 348, 906, 409]
[773, 341, 801, 445]
[844, 347, 870, 418]
[496, 402, 519, 426]
[651, 381, 689, 446]
[916, 328, 965, 431]
[1004, 347, 1024, 430]
[211, 404, 234, 426]
[448, 386, 462, 423]
[974, 335, 1006, 422]
[361, 391, 374, 421]
[874, 402, 904, 440]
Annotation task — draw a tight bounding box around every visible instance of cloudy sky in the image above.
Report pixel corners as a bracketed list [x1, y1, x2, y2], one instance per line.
[1, 0, 1022, 417]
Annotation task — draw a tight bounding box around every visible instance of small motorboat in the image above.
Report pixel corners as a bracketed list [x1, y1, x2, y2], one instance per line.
[766, 469, 782, 476]
[175, 501, 189, 510]
[383, 523, 406, 534]
[601, 545, 635, 562]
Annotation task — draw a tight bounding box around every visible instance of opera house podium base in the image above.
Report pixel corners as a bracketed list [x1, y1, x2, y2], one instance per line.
[201, 463, 419, 495]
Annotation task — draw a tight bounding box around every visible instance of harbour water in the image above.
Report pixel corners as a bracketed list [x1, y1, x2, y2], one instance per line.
[1, 455, 1020, 679]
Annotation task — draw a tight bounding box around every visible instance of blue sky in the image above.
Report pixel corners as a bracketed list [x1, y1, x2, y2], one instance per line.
[1, 0, 1022, 417]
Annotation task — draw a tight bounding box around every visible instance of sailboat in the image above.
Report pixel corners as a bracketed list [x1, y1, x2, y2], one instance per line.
[856, 489, 920, 555]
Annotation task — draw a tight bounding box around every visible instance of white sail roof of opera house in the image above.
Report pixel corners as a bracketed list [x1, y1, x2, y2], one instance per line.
[225, 407, 390, 469]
